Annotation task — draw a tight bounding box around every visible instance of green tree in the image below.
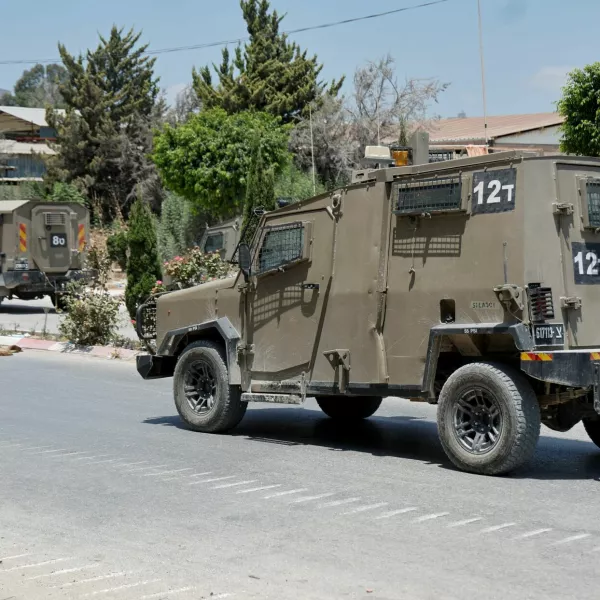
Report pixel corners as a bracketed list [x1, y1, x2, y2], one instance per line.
[243, 143, 276, 234]
[152, 108, 290, 218]
[45, 26, 161, 222]
[557, 63, 600, 156]
[1, 64, 68, 108]
[125, 196, 162, 319]
[157, 192, 204, 262]
[193, 0, 343, 124]
[275, 162, 326, 202]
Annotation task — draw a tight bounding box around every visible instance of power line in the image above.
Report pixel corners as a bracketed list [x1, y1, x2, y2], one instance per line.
[0, 0, 452, 66]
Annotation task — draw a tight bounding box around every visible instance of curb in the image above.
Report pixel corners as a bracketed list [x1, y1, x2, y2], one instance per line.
[0, 334, 140, 361]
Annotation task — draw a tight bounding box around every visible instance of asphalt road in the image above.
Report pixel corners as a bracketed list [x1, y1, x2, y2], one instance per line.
[1, 351, 600, 600]
[0, 296, 137, 340]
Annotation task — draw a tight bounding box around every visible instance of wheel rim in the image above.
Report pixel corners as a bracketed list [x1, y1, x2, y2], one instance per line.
[184, 359, 217, 414]
[452, 387, 503, 454]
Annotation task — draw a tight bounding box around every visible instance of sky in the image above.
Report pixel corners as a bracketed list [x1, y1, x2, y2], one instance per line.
[0, 0, 597, 118]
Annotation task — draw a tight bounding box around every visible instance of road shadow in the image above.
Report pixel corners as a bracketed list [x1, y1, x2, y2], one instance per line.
[0, 304, 56, 316]
[143, 407, 600, 482]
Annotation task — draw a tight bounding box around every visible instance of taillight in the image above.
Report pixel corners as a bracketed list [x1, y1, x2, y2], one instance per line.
[527, 284, 555, 322]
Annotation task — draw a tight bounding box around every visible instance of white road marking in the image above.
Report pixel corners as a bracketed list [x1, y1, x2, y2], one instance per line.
[49, 572, 130, 588]
[263, 487, 306, 499]
[23, 446, 54, 451]
[235, 484, 283, 494]
[2, 557, 71, 572]
[0, 442, 23, 448]
[551, 533, 591, 546]
[142, 468, 193, 477]
[374, 507, 418, 520]
[319, 498, 361, 509]
[290, 493, 336, 504]
[89, 458, 121, 465]
[342, 502, 389, 516]
[211, 594, 234, 599]
[414, 512, 450, 523]
[188, 471, 213, 478]
[26, 564, 97, 580]
[516, 528, 553, 540]
[447, 517, 483, 528]
[71, 455, 113, 462]
[115, 461, 149, 468]
[81, 579, 162, 596]
[0, 552, 31, 561]
[48, 451, 91, 458]
[122, 464, 171, 473]
[138, 586, 195, 599]
[212, 480, 258, 489]
[189, 476, 237, 486]
[480, 523, 516, 534]
[30, 448, 70, 455]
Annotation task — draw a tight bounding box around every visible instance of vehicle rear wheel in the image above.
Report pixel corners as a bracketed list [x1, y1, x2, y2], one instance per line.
[437, 362, 540, 476]
[50, 293, 69, 312]
[316, 396, 382, 421]
[582, 418, 600, 448]
[173, 340, 247, 433]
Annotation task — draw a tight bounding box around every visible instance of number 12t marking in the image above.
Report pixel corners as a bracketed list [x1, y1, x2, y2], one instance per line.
[474, 180, 515, 205]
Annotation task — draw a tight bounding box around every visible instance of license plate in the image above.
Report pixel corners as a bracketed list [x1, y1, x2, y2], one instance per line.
[532, 323, 565, 347]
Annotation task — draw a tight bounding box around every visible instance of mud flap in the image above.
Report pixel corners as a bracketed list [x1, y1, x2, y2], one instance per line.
[594, 361, 600, 415]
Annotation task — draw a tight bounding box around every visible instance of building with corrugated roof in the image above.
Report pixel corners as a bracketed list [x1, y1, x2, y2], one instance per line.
[0, 106, 64, 182]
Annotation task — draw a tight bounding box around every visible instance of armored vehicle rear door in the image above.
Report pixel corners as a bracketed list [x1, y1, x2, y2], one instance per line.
[31, 205, 74, 273]
[554, 160, 600, 347]
[246, 208, 333, 380]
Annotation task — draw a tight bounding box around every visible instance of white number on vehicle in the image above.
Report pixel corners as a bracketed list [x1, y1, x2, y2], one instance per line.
[50, 233, 67, 248]
[572, 242, 600, 284]
[471, 168, 516, 214]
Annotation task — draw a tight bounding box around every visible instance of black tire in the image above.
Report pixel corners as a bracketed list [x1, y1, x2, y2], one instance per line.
[582, 418, 600, 448]
[316, 396, 382, 421]
[437, 362, 540, 476]
[173, 340, 247, 433]
[50, 293, 69, 312]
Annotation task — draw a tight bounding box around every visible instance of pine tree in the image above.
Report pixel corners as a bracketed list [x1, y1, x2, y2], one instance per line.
[243, 143, 276, 240]
[125, 195, 162, 319]
[157, 192, 204, 262]
[193, 0, 343, 124]
[45, 27, 160, 222]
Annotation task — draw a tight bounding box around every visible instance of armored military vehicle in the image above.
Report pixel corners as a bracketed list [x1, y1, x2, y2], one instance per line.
[135, 144, 600, 476]
[197, 217, 241, 262]
[0, 199, 91, 309]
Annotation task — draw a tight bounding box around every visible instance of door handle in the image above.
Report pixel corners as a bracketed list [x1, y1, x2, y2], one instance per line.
[302, 283, 320, 291]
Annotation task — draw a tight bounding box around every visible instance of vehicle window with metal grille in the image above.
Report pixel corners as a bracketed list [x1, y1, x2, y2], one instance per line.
[204, 233, 224, 253]
[258, 224, 304, 273]
[586, 180, 600, 227]
[394, 177, 462, 215]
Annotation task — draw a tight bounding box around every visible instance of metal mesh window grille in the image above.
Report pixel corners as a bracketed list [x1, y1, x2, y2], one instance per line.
[44, 212, 66, 226]
[428, 151, 455, 163]
[257, 222, 304, 274]
[204, 233, 224, 253]
[394, 176, 462, 215]
[586, 180, 600, 227]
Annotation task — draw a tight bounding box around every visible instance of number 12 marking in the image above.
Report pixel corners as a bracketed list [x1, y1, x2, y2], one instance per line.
[574, 251, 599, 276]
[474, 180, 515, 205]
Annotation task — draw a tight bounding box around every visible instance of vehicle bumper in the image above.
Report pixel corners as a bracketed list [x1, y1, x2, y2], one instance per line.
[0, 269, 95, 293]
[136, 354, 176, 380]
[521, 351, 600, 414]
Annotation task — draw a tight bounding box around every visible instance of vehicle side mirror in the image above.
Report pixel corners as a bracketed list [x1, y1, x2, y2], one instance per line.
[238, 243, 252, 281]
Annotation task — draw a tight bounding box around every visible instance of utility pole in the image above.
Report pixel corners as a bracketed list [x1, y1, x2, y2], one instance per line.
[477, 0, 488, 145]
[309, 102, 316, 195]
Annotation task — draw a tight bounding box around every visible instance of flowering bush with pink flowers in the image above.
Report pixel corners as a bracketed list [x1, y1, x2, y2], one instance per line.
[151, 248, 236, 294]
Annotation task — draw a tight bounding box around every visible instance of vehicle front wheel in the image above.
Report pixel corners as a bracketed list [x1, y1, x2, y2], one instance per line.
[316, 396, 382, 421]
[173, 340, 247, 433]
[582, 418, 600, 448]
[437, 362, 541, 476]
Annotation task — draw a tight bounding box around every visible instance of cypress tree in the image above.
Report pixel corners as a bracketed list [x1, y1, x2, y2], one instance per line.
[243, 143, 276, 240]
[125, 195, 162, 319]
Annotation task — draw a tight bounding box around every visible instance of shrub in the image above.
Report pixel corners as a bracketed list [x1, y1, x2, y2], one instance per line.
[162, 248, 234, 289]
[58, 244, 121, 346]
[58, 286, 121, 346]
[106, 228, 128, 271]
[125, 196, 162, 319]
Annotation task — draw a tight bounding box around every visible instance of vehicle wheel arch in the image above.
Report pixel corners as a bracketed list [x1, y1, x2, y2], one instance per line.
[162, 318, 242, 386]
